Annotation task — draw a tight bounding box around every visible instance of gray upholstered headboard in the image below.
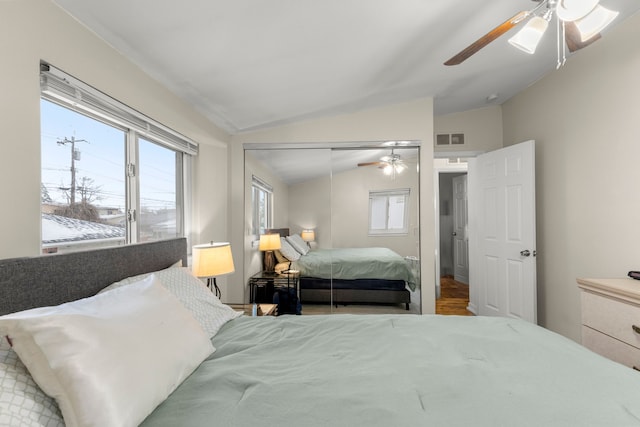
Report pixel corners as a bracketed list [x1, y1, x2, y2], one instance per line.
[265, 228, 289, 237]
[0, 238, 188, 315]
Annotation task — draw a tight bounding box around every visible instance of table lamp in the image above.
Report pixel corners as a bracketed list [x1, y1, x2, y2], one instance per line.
[192, 241, 235, 299]
[301, 229, 315, 247]
[259, 233, 281, 273]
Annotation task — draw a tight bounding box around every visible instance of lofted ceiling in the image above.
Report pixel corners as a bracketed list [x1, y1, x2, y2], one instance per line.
[53, 0, 639, 135]
[247, 144, 420, 185]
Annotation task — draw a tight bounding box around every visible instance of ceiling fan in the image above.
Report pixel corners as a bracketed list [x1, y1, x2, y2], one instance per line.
[358, 149, 408, 176]
[444, 0, 619, 66]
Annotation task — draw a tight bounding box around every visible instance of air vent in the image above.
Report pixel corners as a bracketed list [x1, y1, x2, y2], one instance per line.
[436, 134, 450, 145]
[435, 133, 465, 146]
[451, 133, 465, 145]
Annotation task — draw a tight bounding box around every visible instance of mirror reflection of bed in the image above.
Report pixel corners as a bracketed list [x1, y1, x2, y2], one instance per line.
[245, 144, 421, 315]
[267, 228, 420, 315]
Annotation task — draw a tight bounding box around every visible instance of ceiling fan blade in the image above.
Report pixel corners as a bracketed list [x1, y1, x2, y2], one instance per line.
[357, 162, 383, 167]
[564, 21, 601, 53]
[444, 10, 530, 66]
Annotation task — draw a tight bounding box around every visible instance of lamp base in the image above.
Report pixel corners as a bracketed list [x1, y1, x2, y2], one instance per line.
[264, 250, 276, 273]
[207, 277, 221, 299]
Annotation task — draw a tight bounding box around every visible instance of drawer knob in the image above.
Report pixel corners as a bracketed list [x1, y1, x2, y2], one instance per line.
[633, 325, 640, 335]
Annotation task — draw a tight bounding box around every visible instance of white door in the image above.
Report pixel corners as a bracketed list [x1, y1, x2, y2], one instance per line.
[468, 140, 537, 323]
[452, 175, 469, 284]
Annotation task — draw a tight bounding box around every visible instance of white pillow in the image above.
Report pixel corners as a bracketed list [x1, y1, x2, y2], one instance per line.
[286, 234, 310, 255]
[279, 237, 301, 261]
[274, 249, 289, 264]
[0, 275, 214, 427]
[101, 266, 241, 337]
[0, 337, 64, 427]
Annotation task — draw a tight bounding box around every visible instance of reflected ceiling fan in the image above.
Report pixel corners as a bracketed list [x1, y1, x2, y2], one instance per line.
[444, 0, 619, 66]
[358, 149, 408, 177]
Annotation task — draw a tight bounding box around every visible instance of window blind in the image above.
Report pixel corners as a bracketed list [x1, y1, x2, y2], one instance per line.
[40, 62, 198, 156]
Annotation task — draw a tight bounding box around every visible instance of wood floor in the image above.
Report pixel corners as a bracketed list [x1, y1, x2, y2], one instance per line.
[436, 276, 474, 316]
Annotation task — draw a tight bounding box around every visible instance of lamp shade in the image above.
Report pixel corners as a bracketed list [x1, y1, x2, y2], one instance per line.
[556, 0, 599, 22]
[259, 233, 281, 251]
[574, 5, 619, 42]
[508, 16, 549, 54]
[301, 229, 315, 242]
[192, 242, 235, 278]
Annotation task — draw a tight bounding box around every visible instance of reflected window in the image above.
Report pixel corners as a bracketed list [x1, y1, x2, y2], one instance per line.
[369, 189, 410, 235]
[252, 175, 273, 235]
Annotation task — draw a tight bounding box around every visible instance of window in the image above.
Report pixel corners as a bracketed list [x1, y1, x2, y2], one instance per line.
[138, 138, 182, 241]
[252, 175, 273, 236]
[369, 189, 410, 235]
[40, 63, 195, 254]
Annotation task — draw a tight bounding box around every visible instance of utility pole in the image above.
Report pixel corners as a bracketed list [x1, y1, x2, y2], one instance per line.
[57, 136, 88, 205]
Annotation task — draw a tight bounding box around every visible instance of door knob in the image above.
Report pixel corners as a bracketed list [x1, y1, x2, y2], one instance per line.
[520, 250, 531, 257]
[452, 232, 457, 236]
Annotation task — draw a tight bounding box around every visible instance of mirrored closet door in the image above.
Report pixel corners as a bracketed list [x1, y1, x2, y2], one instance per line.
[244, 142, 421, 315]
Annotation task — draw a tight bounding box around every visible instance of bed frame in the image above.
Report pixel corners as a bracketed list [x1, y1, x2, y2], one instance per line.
[0, 238, 187, 316]
[300, 278, 411, 310]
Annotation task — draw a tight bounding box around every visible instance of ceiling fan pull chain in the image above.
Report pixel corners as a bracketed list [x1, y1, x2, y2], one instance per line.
[562, 19, 567, 67]
[557, 19, 567, 69]
[556, 16, 562, 69]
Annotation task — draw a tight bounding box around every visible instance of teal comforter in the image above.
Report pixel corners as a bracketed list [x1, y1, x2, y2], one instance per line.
[141, 315, 640, 427]
[292, 247, 417, 291]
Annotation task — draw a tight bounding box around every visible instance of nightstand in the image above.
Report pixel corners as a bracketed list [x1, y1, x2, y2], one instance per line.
[249, 271, 299, 303]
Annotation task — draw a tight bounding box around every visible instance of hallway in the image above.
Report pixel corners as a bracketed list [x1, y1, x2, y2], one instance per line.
[436, 276, 473, 316]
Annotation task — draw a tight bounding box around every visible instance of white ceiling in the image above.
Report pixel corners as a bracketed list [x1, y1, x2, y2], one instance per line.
[247, 144, 420, 185]
[53, 0, 640, 135]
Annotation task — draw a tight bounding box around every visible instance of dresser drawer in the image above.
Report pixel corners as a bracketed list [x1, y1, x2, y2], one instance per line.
[581, 291, 640, 348]
[582, 326, 640, 369]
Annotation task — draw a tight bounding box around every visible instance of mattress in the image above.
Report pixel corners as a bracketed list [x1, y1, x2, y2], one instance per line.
[140, 314, 640, 427]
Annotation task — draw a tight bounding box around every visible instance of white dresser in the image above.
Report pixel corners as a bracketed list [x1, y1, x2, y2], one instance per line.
[577, 278, 640, 370]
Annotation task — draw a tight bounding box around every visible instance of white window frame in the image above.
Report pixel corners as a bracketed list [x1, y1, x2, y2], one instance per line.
[40, 62, 195, 250]
[368, 189, 410, 236]
[251, 175, 273, 236]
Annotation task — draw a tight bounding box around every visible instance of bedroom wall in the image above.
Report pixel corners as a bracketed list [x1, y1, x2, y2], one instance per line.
[288, 174, 332, 247]
[501, 11, 640, 342]
[230, 98, 434, 311]
[434, 105, 503, 154]
[0, 1, 229, 261]
[328, 160, 419, 257]
[243, 151, 290, 280]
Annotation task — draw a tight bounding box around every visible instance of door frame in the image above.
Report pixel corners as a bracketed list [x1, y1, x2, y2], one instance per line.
[433, 153, 480, 299]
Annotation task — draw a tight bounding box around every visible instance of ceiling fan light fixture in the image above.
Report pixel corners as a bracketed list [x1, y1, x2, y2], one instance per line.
[383, 164, 394, 175]
[556, 0, 599, 22]
[574, 5, 619, 41]
[508, 15, 549, 54]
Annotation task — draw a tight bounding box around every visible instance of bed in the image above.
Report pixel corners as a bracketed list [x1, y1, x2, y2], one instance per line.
[3, 239, 640, 427]
[267, 228, 415, 309]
